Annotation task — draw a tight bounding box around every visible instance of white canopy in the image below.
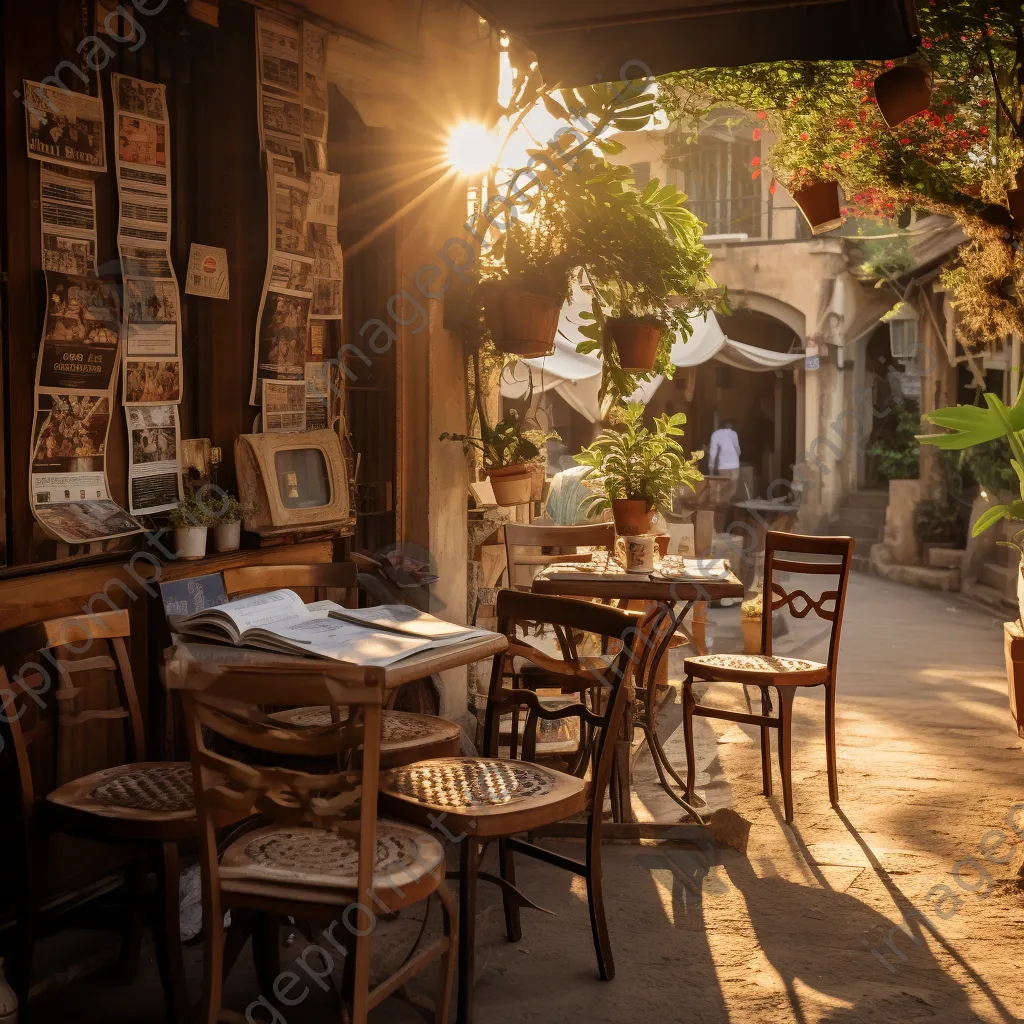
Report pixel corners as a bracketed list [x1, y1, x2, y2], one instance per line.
[500, 290, 803, 421]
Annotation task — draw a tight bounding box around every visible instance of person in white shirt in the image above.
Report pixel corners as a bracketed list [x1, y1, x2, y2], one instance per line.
[709, 420, 742, 498]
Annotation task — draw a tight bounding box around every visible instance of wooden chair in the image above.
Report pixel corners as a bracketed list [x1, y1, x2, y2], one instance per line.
[222, 562, 460, 767]
[0, 609, 196, 1022]
[181, 665, 456, 1024]
[379, 590, 649, 1024]
[682, 532, 855, 822]
[503, 522, 616, 592]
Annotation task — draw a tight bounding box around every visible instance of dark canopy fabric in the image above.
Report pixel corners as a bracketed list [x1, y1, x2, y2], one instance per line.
[472, 0, 919, 85]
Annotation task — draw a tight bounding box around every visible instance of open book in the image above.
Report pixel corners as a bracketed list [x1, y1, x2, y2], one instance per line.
[172, 589, 444, 667]
[328, 604, 494, 648]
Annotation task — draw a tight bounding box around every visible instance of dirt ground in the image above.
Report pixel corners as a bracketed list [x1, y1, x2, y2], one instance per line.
[26, 573, 1024, 1023]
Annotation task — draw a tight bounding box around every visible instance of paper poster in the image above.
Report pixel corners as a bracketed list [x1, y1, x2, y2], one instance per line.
[126, 404, 183, 514]
[257, 14, 303, 157]
[111, 74, 183, 408]
[307, 170, 339, 226]
[29, 159, 140, 545]
[185, 243, 230, 299]
[305, 361, 329, 430]
[262, 379, 307, 432]
[24, 81, 106, 171]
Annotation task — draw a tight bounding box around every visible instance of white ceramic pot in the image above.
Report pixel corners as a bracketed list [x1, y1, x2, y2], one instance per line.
[214, 519, 241, 552]
[0, 957, 17, 1022]
[175, 526, 208, 560]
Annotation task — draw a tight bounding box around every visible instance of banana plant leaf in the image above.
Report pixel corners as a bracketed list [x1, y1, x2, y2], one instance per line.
[918, 390, 1024, 450]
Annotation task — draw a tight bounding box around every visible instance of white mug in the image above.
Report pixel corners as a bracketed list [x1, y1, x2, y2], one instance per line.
[619, 533, 656, 573]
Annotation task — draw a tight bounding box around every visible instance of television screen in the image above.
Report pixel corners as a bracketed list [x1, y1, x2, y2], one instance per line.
[274, 447, 331, 509]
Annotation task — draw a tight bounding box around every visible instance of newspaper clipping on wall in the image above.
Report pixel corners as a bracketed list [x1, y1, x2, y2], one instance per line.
[126, 404, 183, 514]
[24, 81, 107, 171]
[262, 379, 307, 432]
[111, 74, 183, 408]
[251, 13, 342, 417]
[185, 243, 230, 299]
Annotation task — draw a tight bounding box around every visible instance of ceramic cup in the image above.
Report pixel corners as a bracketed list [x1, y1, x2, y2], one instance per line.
[618, 533, 656, 573]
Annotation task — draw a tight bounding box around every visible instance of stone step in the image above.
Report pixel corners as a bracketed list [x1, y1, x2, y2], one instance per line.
[961, 578, 1018, 614]
[851, 553, 871, 575]
[841, 526, 886, 547]
[845, 490, 889, 510]
[870, 558, 961, 591]
[926, 546, 965, 569]
[979, 560, 1018, 597]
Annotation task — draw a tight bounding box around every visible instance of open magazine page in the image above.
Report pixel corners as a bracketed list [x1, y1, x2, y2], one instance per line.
[329, 604, 489, 641]
[207, 588, 310, 633]
[270, 616, 429, 666]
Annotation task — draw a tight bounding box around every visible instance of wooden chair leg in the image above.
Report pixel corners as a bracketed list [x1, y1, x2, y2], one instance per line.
[759, 685, 774, 798]
[436, 880, 459, 1024]
[252, 913, 281, 999]
[498, 839, 522, 943]
[777, 689, 796, 823]
[456, 838, 479, 1024]
[117, 857, 148, 981]
[682, 677, 697, 804]
[12, 831, 40, 1007]
[586, 822, 614, 982]
[825, 683, 839, 807]
[152, 841, 190, 1024]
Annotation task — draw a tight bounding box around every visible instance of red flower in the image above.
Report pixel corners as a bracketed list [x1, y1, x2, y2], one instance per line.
[945, 113, 954, 122]
[900, 137, 911, 145]
[751, 169, 761, 180]
[751, 155, 761, 166]
[799, 131, 809, 141]
[979, 125, 989, 136]
[841, 152, 850, 159]
[769, 179, 778, 195]
[753, 127, 762, 141]
[757, 110, 767, 120]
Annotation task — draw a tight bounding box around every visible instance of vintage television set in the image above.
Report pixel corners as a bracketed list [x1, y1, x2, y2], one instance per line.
[234, 428, 354, 539]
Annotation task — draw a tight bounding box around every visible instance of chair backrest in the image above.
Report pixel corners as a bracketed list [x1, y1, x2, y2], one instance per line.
[503, 522, 616, 591]
[483, 590, 645, 807]
[763, 532, 855, 676]
[181, 666, 382, 915]
[0, 609, 144, 810]
[222, 562, 357, 606]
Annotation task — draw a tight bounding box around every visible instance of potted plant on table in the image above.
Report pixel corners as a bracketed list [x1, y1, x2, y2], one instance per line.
[168, 495, 214, 560]
[740, 593, 764, 654]
[574, 401, 703, 535]
[203, 491, 244, 552]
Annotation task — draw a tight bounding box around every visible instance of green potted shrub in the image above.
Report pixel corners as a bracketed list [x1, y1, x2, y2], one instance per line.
[203, 491, 244, 552]
[919, 386, 1024, 618]
[574, 401, 703, 535]
[441, 408, 547, 507]
[740, 593, 763, 654]
[168, 495, 214, 560]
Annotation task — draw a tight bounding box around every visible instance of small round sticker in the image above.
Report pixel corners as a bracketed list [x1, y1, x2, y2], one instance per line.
[203, 256, 217, 273]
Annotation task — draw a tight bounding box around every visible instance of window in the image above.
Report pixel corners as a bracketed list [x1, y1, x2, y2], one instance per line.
[676, 133, 762, 237]
[631, 161, 651, 189]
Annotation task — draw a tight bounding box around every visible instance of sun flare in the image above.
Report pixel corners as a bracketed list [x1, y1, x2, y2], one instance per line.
[445, 121, 501, 175]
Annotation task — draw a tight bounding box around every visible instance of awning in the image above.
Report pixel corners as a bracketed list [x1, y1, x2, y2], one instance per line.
[501, 299, 804, 420]
[470, 1, 919, 86]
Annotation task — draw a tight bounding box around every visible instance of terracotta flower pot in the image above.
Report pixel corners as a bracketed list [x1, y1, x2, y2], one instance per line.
[1008, 187, 1024, 225]
[741, 616, 762, 655]
[874, 64, 931, 128]
[612, 498, 654, 536]
[482, 282, 561, 357]
[487, 464, 533, 506]
[792, 181, 843, 235]
[608, 317, 664, 371]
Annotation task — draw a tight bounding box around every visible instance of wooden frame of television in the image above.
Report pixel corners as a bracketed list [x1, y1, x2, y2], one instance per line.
[235, 428, 355, 539]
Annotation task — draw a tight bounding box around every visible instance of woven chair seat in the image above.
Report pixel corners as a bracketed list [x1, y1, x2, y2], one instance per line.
[45, 762, 197, 832]
[269, 707, 461, 769]
[219, 821, 444, 906]
[685, 652, 828, 685]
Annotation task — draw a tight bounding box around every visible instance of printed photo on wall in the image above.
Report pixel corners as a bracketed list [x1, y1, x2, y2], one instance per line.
[31, 395, 110, 473]
[125, 277, 178, 324]
[126, 404, 182, 515]
[24, 81, 107, 170]
[273, 175, 309, 255]
[256, 292, 310, 381]
[118, 114, 167, 168]
[262, 379, 307, 432]
[124, 359, 182, 405]
[33, 495, 142, 544]
[115, 76, 166, 120]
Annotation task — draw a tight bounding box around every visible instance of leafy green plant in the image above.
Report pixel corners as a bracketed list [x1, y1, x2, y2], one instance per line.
[741, 594, 763, 619]
[441, 408, 543, 470]
[574, 401, 702, 515]
[919, 385, 1024, 546]
[913, 498, 964, 546]
[867, 402, 921, 480]
[168, 495, 215, 529]
[202, 490, 243, 523]
[963, 437, 1018, 499]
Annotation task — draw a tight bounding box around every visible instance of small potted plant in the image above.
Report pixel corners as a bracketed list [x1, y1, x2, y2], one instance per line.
[574, 401, 703, 535]
[168, 495, 213, 560]
[203, 491, 244, 552]
[441, 408, 547, 507]
[741, 593, 763, 654]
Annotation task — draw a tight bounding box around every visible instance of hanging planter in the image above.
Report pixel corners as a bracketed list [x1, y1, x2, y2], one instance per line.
[481, 281, 561, 358]
[874, 65, 932, 128]
[607, 317, 664, 371]
[486, 463, 534, 506]
[792, 181, 844, 235]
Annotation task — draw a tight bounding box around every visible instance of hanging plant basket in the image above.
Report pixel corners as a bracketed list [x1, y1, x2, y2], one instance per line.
[481, 282, 561, 358]
[486, 463, 534, 506]
[874, 65, 931, 128]
[607, 317, 664, 372]
[611, 498, 654, 536]
[792, 181, 843, 235]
